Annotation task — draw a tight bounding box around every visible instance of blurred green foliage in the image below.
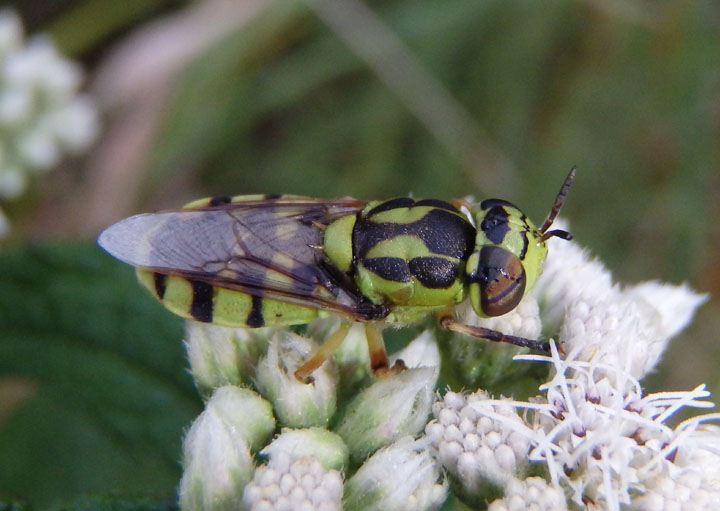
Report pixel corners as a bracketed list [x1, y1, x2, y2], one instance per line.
[2, 0, 719, 508]
[0, 244, 200, 508]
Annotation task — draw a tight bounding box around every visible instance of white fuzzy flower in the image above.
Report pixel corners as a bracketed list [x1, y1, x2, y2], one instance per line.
[631, 468, 720, 511]
[179, 386, 274, 511]
[537, 225, 707, 382]
[0, 8, 99, 199]
[532, 224, 614, 329]
[511, 343, 720, 510]
[677, 426, 720, 493]
[488, 477, 567, 511]
[426, 390, 531, 495]
[345, 437, 447, 511]
[559, 282, 707, 380]
[336, 367, 436, 463]
[625, 280, 709, 341]
[255, 331, 337, 428]
[431, 233, 715, 510]
[631, 425, 720, 510]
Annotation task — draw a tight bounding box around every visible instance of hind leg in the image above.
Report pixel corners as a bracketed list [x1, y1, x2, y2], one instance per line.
[365, 323, 407, 378]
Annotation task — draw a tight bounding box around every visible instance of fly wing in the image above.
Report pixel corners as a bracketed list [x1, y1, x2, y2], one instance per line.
[98, 197, 374, 318]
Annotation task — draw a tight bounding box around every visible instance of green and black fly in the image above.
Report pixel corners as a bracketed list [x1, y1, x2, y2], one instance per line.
[99, 169, 575, 382]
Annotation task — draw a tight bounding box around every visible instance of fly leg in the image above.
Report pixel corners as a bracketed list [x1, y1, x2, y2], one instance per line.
[295, 322, 352, 383]
[365, 323, 407, 377]
[438, 312, 551, 352]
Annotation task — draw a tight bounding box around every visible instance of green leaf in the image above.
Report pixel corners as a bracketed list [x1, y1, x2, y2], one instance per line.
[0, 243, 202, 509]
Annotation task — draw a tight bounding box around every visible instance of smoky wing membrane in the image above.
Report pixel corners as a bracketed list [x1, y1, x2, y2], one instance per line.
[102, 198, 369, 315]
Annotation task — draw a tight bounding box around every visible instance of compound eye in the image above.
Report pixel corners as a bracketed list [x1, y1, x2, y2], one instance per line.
[470, 246, 526, 317]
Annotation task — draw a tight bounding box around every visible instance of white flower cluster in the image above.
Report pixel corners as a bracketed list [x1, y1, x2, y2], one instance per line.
[0, 8, 99, 236]
[488, 477, 567, 511]
[425, 391, 530, 492]
[242, 451, 343, 511]
[426, 229, 717, 510]
[514, 346, 720, 510]
[177, 221, 716, 511]
[180, 324, 446, 511]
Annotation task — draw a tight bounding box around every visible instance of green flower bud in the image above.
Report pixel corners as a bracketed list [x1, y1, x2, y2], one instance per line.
[336, 368, 435, 463]
[179, 386, 272, 511]
[345, 437, 446, 511]
[261, 427, 349, 472]
[185, 321, 275, 393]
[255, 331, 337, 427]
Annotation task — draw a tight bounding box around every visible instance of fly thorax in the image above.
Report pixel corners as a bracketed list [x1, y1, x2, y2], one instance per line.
[466, 199, 548, 318]
[324, 214, 356, 273]
[348, 198, 475, 307]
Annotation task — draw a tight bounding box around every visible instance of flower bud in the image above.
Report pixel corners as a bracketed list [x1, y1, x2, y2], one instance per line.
[179, 386, 273, 511]
[185, 321, 274, 394]
[255, 331, 337, 427]
[392, 330, 440, 373]
[625, 281, 708, 339]
[336, 367, 435, 463]
[333, 322, 372, 386]
[261, 428, 349, 472]
[345, 437, 447, 511]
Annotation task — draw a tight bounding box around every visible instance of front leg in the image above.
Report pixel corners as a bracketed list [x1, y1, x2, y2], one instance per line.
[295, 322, 352, 383]
[438, 312, 551, 352]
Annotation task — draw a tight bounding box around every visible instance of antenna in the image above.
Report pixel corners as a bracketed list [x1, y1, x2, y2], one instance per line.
[539, 167, 576, 242]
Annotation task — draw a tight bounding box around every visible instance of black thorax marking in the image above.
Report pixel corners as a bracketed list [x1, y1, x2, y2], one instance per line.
[352, 206, 475, 261]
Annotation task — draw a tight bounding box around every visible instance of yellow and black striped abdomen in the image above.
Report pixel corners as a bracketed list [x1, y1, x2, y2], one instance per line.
[137, 270, 321, 328]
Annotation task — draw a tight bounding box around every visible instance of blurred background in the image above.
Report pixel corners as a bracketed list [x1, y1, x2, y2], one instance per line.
[0, 0, 718, 508]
